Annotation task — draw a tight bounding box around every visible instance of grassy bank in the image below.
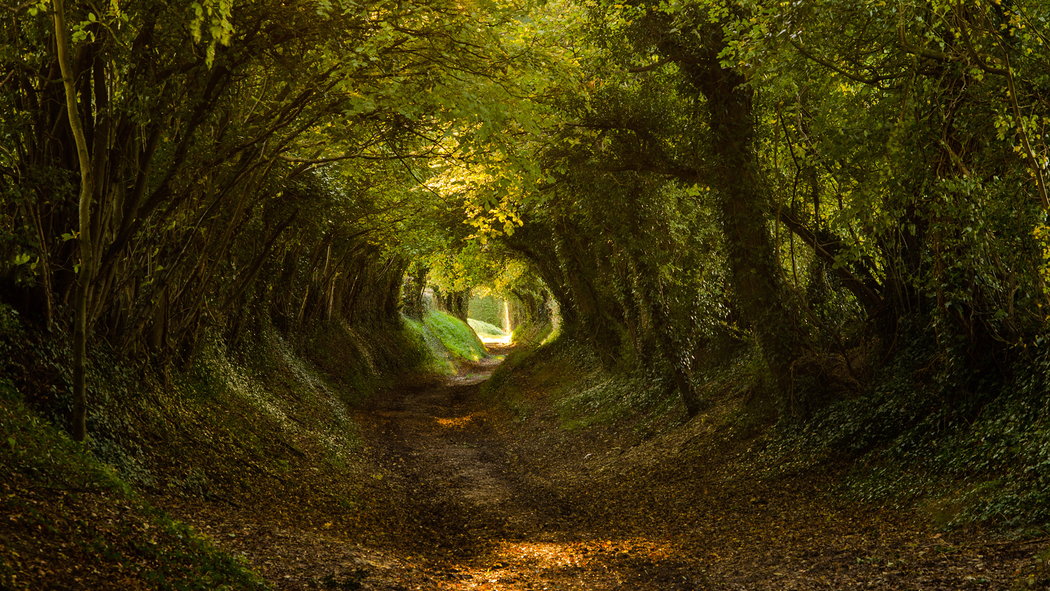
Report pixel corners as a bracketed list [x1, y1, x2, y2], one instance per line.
[0, 304, 486, 589]
[467, 318, 507, 341]
[404, 310, 488, 367]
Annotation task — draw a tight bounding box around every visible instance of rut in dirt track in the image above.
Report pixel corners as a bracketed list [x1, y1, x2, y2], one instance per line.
[363, 360, 579, 554]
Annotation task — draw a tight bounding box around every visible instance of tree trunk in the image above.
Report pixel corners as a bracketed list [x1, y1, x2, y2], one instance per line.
[401, 267, 428, 319]
[705, 74, 802, 401]
[629, 250, 703, 416]
[654, 18, 805, 406]
[54, 0, 95, 442]
[438, 289, 470, 322]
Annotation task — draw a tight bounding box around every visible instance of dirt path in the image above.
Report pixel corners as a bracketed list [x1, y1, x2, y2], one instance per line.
[164, 350, 1049, 590]
[347, 352, 1047, 590]
[351, 353, 702, 590]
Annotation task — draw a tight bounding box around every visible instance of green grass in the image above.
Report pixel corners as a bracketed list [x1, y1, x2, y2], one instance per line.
[468, 318, 508, 339]
[402, 315, 458, 375]
[423, 310, 487, 362]
[511, 320, 557, 347]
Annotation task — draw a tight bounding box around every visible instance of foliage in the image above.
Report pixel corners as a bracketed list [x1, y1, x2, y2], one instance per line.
[2, 0, 1050, 550]
[0, 0, 542, 440]
[468, 295, 506, 329]
[444, 0, 1050, 538]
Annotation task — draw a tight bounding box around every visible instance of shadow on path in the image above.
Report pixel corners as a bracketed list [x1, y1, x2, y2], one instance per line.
[162, 347, 1048, 590]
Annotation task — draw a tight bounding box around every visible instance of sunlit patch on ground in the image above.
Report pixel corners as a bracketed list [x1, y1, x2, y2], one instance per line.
[495, 538, 673, 569]
[437, 412, 488, 429]
[407, 538, 681, 590]
[480, 334, 513, 346]
[499, 540, 592, 570]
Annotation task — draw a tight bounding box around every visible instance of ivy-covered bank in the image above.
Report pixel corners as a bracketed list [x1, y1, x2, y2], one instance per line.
[484, 329, 1050, 539]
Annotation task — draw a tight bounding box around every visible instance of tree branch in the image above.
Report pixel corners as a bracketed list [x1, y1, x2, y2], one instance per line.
[627, 57, 671, 73]
[775, 205, 885, 314]
[788, 37, 901, 86]
[896, 24, 950, 62]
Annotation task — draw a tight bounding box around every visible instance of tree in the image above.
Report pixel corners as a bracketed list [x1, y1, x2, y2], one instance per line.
[51, 0, 93, 441]
[2, 0, 540, 437]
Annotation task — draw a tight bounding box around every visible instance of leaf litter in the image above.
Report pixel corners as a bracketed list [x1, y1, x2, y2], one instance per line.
[159, 344, 1049, 590]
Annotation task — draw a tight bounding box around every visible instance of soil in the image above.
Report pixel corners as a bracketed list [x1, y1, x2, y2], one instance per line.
[166, 346, 1050, 590]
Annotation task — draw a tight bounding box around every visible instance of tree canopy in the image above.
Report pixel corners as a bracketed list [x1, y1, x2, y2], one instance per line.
[3, 0, 1050, 436]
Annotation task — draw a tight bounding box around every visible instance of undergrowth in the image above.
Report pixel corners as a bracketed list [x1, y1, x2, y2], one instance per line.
[0, 398, 267, 590]
[0, 301, 458, 589]
[491, 322, 1050, 542]
[749, 331, 1050, 537]
[484, 333, 688, 440]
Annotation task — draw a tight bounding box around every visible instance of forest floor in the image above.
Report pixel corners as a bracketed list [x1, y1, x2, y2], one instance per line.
[165, 346, 1049, 590]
